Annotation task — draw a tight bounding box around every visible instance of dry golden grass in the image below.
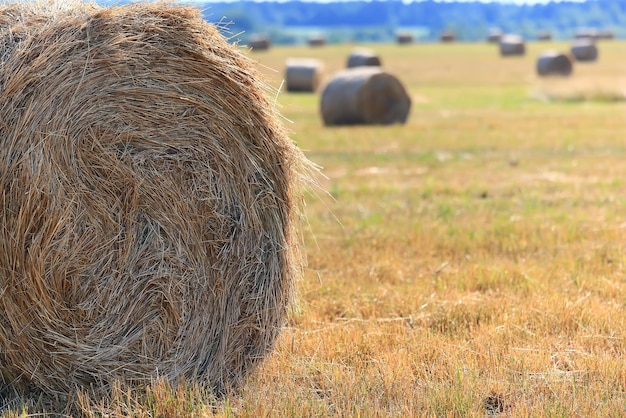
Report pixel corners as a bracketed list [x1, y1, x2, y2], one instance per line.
[5, 36, 626, 416]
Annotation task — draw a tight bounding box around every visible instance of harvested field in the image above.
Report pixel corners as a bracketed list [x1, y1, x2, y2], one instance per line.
[4, 29, 626, 416]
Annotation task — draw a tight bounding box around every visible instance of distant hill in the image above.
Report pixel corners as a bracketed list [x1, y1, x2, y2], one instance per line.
[96, 0, 625, 44]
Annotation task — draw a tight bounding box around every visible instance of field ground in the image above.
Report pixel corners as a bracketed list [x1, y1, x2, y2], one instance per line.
[241, 40, 626, 417]
[8, 40, 626, 416]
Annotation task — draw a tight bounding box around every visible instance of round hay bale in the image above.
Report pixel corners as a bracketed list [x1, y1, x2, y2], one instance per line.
[346, 48, 381, 68]
[440, 30, 456, 42]
[499, 34, 525, 56]
[570, 39, 598, 62]
[537, 30, 552, 41]
[320, 67, 411, 126]
[396, 32, 413, 45]
[248, 33, 270, 51]
[575, 28, 598, 40]
[307, 34, 326, 47]
[487, 28, 503, 43]
[597, 29, 615, 40]
[0, 2, 311, 398]
[536, 51, 574, 77]
[285, 58, 324, 92]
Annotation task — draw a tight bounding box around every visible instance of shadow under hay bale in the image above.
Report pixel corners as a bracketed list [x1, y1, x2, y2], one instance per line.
[346, 48, 381, 68]
[320, 67, 411, 126]
[570, 39, 598, 62]
[285, 58, 324, 92]
[0, 1, 311, 400]
[499, 34, 526, 56]
[536, 51, 574, 77]
[248, 34, 270, 51]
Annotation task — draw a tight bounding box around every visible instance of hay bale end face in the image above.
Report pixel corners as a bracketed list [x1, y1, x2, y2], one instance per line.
[285, 58, 324, 92]
[499, 34, 526, 56]
[0, 2, 310, 398]
[346, 48, 381, 68]
[536, 51, 574, 77]
[570, 39, 598, 62]
[320, 67, 411, 126]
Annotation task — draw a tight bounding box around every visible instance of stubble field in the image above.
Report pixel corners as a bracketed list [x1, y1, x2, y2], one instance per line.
[239, 39, 626, 417]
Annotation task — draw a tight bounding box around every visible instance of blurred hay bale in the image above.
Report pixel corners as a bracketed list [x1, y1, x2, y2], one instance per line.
[285, 58, 324, 92]
[346, 48, 381, 68]
[396, 32, 414, 45]
[536, 51, 573, 77]
[248, 33, 270, 51]
[537, 30, 552, 41]
[308, 34, 326, 47]
[0, 1, 312, 398]
[499, 34, 525, 56]
[597, 29, 615, 40]
[440, 30, 456, 42]
[574, 27, 598, 40]
[487, 28, 503, 43]
[570, 39, 598, 62]
[320, 67, 411, 126]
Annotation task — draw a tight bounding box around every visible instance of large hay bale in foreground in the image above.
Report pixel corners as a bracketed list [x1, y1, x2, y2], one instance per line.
[536, 51, 574, 77]
[570, 39, 598, 62]
[320, 67, 411, 126]
[346, 48, 381, 68]
[285, 58, 324, 92]
[499, 34, 525, 56]
[0, 2, 310, 397]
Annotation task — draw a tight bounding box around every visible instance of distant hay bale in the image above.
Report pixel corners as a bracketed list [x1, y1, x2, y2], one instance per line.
[536, 51, 573, 77]
[499, 34, 525, 56]
[537, 31, 552, 41]
[0, 1, 311, 399]
[320, 67, 411, 126]
[597, 29, 615, 40]
[574, 28, 598, 40]
[285, 58, 324, 92]
[346, 48, 381, 68]
[396, 32, 414, 44]
[570, 39, 598, 62]
[487, 28, 503, 43]
[308, 34, 326, 47]
[248, 34, 270, 51]
[440, 30, 456, 42]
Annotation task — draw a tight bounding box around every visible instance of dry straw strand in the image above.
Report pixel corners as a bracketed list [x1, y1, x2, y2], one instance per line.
[0, 0, 313, 400]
